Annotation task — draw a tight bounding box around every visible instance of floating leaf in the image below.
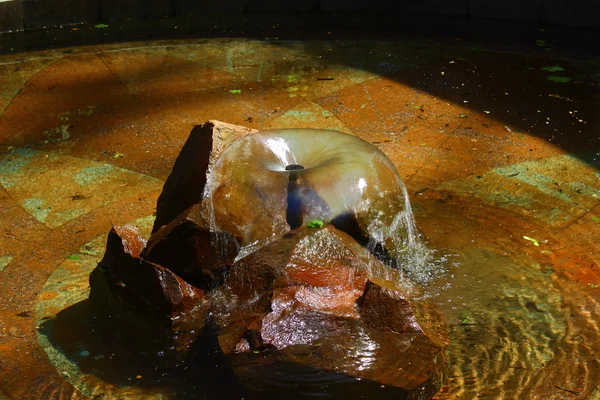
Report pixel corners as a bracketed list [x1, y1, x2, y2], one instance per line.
[68, 254, 80, 260]
[541, 65, 564, 72]
[591, 216, 600, 222]
[229, 89, 242, 94]
[307, 219, 324, 228]
[113, 152, 124, 158]
[459, 113, 468, 119]
[548, 76, 572, 83]
[523, 236, 540, 246]
[94, 23, 108, 29]
[535, 39, 545, 47]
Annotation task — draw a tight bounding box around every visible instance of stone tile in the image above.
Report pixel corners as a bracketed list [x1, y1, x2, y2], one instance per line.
[0, 54, 143, 146]
[265, 101, 352, 132]
[0, 148, 162, 229]
[0, 55, 63, 116]
[436, 154, 600, 228]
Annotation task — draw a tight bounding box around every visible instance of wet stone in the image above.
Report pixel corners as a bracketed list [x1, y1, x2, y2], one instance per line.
[212, 225, 445, 393]
[152, 120, 256, 234]
[144, 204, 240, 289]
[89, 225, 209, 368]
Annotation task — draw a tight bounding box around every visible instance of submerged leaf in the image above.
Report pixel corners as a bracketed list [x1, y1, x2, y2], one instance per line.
[547, 76, 572, 83]
[541, 65, 565, 72]
[307, 219, 324, 228]
[523, 236, 540, 246]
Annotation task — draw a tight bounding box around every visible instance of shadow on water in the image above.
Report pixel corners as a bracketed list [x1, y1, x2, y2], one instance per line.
[38, 299, 419, 399]
[1, 23, 598, 169]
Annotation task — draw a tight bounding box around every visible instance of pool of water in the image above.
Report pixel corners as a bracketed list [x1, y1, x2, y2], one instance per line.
[29, 192, 600, 399]
[1, 36, 599, 399]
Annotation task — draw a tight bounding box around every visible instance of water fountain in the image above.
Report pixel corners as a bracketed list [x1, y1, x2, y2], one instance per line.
[87, 121, 448, 399]
[2, 34, 599, 400]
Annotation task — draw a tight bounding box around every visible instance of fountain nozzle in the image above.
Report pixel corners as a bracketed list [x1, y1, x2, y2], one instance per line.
[285, 164, 304, 171]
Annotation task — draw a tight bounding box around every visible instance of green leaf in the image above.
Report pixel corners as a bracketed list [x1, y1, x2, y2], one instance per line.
[94, 23, 108, 29]
[307, 219, 324, 229]
[229, 89, 242, 94]
[547, 76, 572, 83]
[67, 254, 80, 260]
[535, 39, 545, 48]
[591, 216, 600, 222]
[113, 152, 124, 158]
[459, 113, 468, 119]
[541, 65, 565, 72]
[523, 236, 540, 246]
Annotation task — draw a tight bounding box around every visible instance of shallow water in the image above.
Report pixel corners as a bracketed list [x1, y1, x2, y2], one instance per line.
[30, 193, 600, 399]
[1, 36, 599, 399]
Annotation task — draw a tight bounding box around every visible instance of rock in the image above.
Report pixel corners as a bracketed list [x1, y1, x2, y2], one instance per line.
[144, 204, 240, 290]
[212, 225, 446, 394]
[89, 225, 209, 368]
[359, 280, 423, 334]
[152, 120, 256, 234]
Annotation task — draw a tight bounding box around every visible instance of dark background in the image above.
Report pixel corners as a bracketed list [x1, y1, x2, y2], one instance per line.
[1, 0, 599, 52]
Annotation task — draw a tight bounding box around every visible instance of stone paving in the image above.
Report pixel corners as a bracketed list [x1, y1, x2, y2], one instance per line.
[0, 38, 599, 399]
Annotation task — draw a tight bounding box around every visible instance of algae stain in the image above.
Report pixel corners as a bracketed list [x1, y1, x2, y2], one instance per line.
[21, 198, 52, 223]
[0, 255, 14, 272]
[282, 110, 317, 122]
[44, 124, 71, 142]
[0, 148, 37, 175]
[74, 165, 114, 186]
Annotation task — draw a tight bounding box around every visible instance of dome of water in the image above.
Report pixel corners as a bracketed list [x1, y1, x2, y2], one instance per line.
[201, 129, 428, 272]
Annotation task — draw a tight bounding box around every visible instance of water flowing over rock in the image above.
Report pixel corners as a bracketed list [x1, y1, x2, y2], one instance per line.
[211, 225, 445, 396]
[89, 225, 210, 368]
[87, 122, 447, 397]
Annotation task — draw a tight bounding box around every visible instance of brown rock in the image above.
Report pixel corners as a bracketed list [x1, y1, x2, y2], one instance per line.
[212, 225, 446, 394]
[89, 225, 209, 368]
[152, 120, 256, 234]
[359, 280, 423, 334]
[144, 204, 240, 289]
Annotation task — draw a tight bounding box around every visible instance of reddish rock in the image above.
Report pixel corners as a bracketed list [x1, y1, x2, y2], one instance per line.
[212, 225, 446, 394]
[89, 225, 209, 368]
[144, 204, 240, 289]
[359, 280, 423, 334]
[152, 120, 256, 234]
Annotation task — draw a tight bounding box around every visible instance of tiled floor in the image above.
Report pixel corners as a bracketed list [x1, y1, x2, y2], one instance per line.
[0, 38, 599, 399]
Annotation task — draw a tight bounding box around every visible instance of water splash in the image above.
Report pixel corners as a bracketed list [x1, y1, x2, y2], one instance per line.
[201, 129, 437, 285]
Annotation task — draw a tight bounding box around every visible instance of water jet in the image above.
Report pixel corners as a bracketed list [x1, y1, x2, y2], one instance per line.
[86, 122, 448, 398]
